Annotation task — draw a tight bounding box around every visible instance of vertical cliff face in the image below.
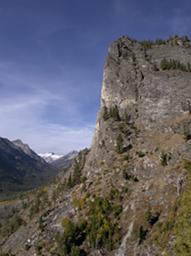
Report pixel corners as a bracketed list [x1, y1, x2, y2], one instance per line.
[86, 36, 191, 174]
[83, 36, 191, 255]
[101, 36, 191, 130]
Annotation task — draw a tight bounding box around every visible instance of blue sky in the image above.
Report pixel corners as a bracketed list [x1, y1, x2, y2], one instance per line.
[0, 0, 190, 153]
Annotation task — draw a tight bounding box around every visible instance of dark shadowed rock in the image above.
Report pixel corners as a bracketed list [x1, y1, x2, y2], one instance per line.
[0, 137, 56, 199]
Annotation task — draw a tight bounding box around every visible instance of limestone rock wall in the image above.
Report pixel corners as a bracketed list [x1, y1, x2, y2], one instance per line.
[101, 36, 191, 131]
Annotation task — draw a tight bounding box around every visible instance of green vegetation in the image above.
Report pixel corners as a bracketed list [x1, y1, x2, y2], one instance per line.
[184, 130, 191, 141]
[67, 159, 86, 189]
[71, 246, 81, 256]
[138, 226, 148, 244]
[72, 196, 86, 211]
[116, 134, 124, 154]
[34, 240, 47, 255]
[122, 169, 138, 182]
[56, 193, 122, 255]
[144, 208, 152, 223]
[119, 123, 132, 137]
[87, 196, 121, 250]
[140, 36, 190, 49]
[151, 177, 191, 255]
[0, 214, 23, 237]
[160, 58, 191, 72]
[140, 38, 166, 49]
[123, 110, 131, 124]
[167, 35, 190, 46]
[102, 106, 109, 121]
[155, 38, 166, 45]
[160, 152, 169, 166]
[109, 105, 120, 121]
[136, 151, 146, 158]
[147, 160, 191, 255]
[38, 216, 44, 232]
[182, 35, 190, 42]
[123, 154, 130, 161]
[109, 187, 121, 200]
[56, 218, 87, 256]
[140, 40, 153, 49]
[162, 220, 174, 232]
[122, 169, 132, 180]
[172, 185, 191, 256]
[145, 210, 160, 226]
[29, 188, 50, 217]
[183, 159, 191, 172]
[67, 160, 81, 188]
[102, 105, 122, 122]
[52, 152, 87, 196]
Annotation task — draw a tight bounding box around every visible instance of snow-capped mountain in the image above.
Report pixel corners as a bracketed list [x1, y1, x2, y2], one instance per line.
[39, 152, 64, 163]
[52, 150, 78, 168]
[39, 151, 78, 165]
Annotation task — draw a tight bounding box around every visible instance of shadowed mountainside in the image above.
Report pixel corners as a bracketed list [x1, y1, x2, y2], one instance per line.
[0, 137, 56, 199]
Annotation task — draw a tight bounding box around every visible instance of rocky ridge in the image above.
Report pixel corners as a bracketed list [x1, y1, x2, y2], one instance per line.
[0, 137, 56, 200]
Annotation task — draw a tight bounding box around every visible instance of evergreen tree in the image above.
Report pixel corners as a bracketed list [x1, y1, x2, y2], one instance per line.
[124, 111, 131, 123]
[160, 58, 168, 70]
[183, 35, 190, 42]
[72, 161, 81, 185]
[102, 106, 109, 121]
[39, 216, 44, 231]
[116, 134, 123, 154]
[67, 174, 73, 188]
[71, 246, 80, 256]
[141, 40, 153, 49]
[155, 38, 166, 45]
[160, 152, 168, 166]
[110, 105, 120, 121]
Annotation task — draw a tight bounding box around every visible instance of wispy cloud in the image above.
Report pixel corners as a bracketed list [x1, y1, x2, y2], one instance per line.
[0, 62, 95, 153]
[0, 92, 94, 154]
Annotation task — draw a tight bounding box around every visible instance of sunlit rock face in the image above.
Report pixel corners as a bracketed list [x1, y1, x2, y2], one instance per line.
[83, 36, 191, 255]
[101, 36, 191, 131]
[87, 36, 191, 171]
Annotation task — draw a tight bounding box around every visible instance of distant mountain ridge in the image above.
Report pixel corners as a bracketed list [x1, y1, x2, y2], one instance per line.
[0, 137, 56, 199]
[39, 152, 64, 163]
[13, 139, 44, 162]
[39, 150, 78, 169]
[52, 150, 78, 168]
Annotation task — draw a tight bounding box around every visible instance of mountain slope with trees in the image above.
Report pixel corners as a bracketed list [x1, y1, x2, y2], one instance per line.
[0, 137, 56, 199]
